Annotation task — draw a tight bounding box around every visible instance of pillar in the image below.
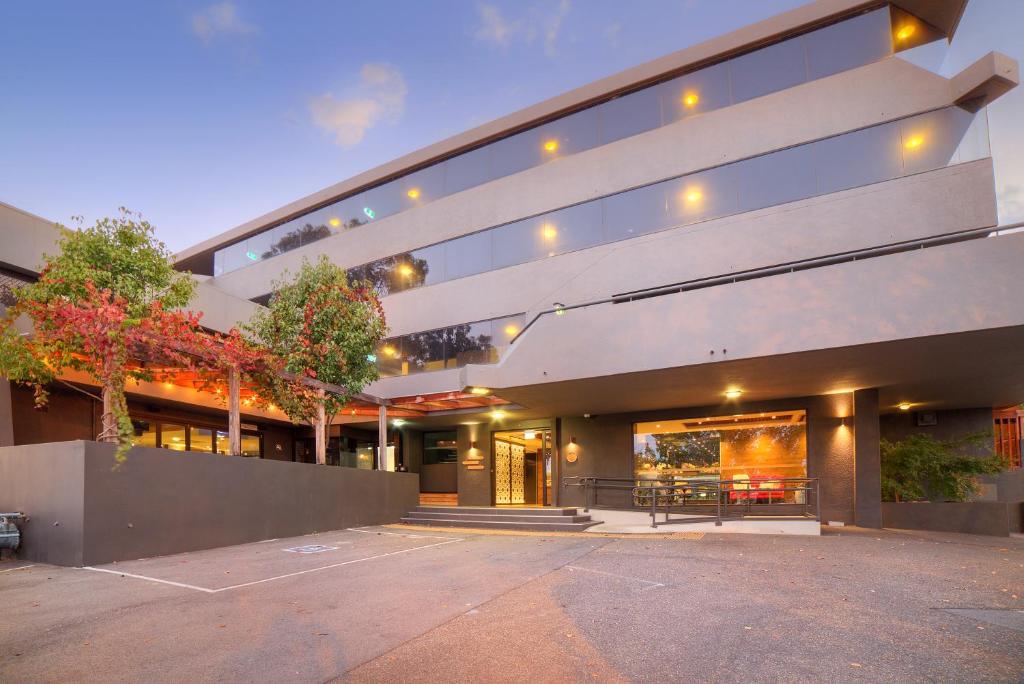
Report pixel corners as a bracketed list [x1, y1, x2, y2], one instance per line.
[853, 388, 883, 528]
[0, 376, 13, 447]
[377, 404, 389, 471]
[227, 367, 241, 456]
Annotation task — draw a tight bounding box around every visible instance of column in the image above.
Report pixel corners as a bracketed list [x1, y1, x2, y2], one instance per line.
[0, 377, 13, 447]
[853, 388, 883, 528]
[378, 404, 389, 471]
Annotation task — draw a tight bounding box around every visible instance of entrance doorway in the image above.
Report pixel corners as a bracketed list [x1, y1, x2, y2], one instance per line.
[492, 429, 554, 506]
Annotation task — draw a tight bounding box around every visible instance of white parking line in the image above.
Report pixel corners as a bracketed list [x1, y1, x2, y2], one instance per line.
[563, 564, 665, 590]
[347, 526, 458, 541]
[0, 564, 36, 574]
[81, 536, 463, 594]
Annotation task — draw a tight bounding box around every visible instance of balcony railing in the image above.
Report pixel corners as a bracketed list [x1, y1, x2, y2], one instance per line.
[562, 475, 820, 528]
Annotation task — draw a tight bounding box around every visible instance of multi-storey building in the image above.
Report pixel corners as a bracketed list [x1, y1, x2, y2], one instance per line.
[3, 0, 1022, 527]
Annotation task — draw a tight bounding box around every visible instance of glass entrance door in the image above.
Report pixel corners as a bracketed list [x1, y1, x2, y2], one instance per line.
[493, 429, 552, 505]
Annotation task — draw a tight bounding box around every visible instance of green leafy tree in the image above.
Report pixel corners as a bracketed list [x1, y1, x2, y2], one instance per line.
[247, 255, 387, 465]
[0, 209, 197, 454]
[881, 433, 1005, 502]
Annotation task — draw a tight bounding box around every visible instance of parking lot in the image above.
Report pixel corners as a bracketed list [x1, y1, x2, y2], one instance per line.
[1, 525, 1022, 682]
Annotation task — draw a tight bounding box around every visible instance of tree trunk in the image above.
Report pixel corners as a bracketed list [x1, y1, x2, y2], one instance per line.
[314, 390, 327, 465]
[228, 367, 241, 456]
[98, 382, 118, 443]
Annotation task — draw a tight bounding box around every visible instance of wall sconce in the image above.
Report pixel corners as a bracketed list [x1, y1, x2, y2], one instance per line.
[569, 436, 577, 445]
[566, 436, 578, 463]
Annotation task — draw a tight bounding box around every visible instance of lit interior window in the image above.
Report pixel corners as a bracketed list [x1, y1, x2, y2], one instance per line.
[543, 139, 559, 153]
[406, 188, 421, 199]
[683, 92, 700, 108]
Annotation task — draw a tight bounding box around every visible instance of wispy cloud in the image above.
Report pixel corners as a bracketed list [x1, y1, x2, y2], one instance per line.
[473, 1, 572, 57]
[191, 1, 258, 43]
[309, 63, 408, 148]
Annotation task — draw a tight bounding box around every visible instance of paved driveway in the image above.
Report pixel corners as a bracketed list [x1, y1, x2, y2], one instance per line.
[1, 526, 1021, 682]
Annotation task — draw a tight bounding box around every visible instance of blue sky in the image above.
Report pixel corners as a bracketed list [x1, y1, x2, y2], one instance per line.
[2, 0, 1022, 252]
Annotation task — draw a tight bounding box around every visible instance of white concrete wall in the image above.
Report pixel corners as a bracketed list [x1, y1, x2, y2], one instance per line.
[188, 278, 262, 334]
[0, 202, 61, 273]
[209, 57, 960, 302]
[466, 232, 1024, 390]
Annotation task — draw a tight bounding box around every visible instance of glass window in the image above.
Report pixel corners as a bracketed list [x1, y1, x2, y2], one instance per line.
[444, 229, 492, 281]
[189, 426, 214, 453]
[445, 319, 495, 368]
[604, 182, 670, 241]
[409, 243, 446, 287]
[634, 410, 807, 503]
[804, 9, 892, 81]
[900, 108, 975, 176]
[735, 144, 816, 214]
[661, 62, 731, 123]
[424, 431, 458, 464]
[599, 87, 663, 145]
[131, 419, 157, 449]
[403, 330, 446, 375]
[376, 338, 404, 377]
[489, 314, 526, 358]
[729, 35, 808, 104]
[240, 433, 261, 458]
[356, 443, 375, 469]
[666, 164, 739, 226]
[443, 145, 492, 196]
[814, 121, 902, 195]
[161, 424, 187, 451]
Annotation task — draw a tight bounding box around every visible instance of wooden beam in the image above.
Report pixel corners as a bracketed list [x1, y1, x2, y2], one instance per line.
[228, 366, 241, 456]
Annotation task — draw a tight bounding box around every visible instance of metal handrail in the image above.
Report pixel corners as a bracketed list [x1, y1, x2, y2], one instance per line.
[563, 475, 820, 528]
[511, 222, 1023, 345]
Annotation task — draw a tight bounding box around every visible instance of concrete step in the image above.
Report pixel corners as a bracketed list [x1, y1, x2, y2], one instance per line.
[419, 493, 458, 506]
[408, 510, 593, 524]
[411, 506, 580, 517]
[401, 516, 598, 532]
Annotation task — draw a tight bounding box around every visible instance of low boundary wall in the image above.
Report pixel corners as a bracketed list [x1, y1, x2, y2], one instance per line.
[882, 501, 1023, 537]
[0, 440, 419, 566]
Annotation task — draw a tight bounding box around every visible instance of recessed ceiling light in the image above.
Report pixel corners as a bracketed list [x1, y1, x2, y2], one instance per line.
[725, 389, 743, 399]
[898, 402, 912, 411]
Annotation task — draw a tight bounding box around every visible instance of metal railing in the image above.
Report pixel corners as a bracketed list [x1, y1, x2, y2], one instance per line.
[562, 476, 819, 528]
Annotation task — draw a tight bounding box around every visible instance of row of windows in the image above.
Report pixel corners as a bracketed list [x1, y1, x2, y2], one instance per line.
[131, 418, 262, 456]
[341, 106, 987, 300]
[374, 313, 526, 378]
[214, 6, 930, 276]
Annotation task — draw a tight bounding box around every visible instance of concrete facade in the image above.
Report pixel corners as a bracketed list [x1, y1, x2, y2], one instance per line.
[0, 441, 419, 566]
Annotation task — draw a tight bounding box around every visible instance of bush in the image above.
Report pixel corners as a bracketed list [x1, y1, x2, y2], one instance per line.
[880, 433, 1005, 502]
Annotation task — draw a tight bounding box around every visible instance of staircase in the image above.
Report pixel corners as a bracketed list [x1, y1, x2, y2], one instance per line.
[401, 506, 597, 532]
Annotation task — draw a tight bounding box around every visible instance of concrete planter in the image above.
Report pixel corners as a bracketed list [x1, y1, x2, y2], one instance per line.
[881, 501, 1023, 537]
[0, 440, 419, 566]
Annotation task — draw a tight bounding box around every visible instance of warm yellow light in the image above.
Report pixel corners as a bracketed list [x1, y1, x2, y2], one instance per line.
[904, 135, 924, 150]
[491, 410, 507, 420]
[163, 382, 173, 389]
[543, 139, 559, 153]
[724, 388, 743, 399]
[268, 404, 276, 411]
[406, 188, 420, 199]
[898, 402, 912, 411]
[382, 345, 398, 357]
[328, 217, 341, 228]
[684, 188, 703, 204]
[895, 24, 916, 41]
[468, 387, 491, 396]
[397, 264, 414, 277]
[683, 92, 699, 108]
[504, 324, 519, 336]
[541, 224, 558, 240]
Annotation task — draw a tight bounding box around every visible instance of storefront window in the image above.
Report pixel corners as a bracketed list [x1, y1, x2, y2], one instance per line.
[189, 426, 215, 453]
[161, 424, 187, 451]
[424, 431, 458, 464]
[634, 410, 807, 502]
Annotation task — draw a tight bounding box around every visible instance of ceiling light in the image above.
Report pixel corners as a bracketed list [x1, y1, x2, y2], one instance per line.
[406, 188, 420, 199]
[468, 387, 491, 396]
[904, 135, 924, 150]
[491, 410, 506, 420]
[392, 418, 406, 426]
[895, 24, 916, 41]
[541, 224, 558, 240]
[382, 345, 398, 357]
[898, 402, 912, 411]
[246, 251, 258, 261]
[683, 92, 699, 108]
[504, 324, 519, 336]
[328, 217, 341, 228]
[684, 188, 703, 204]
[363, 207, 376, 219]
[397, 264, 414, 277]
[523, 430, 536, 440]
[543, 139, 559, 153]
[725, 388, 743, 399]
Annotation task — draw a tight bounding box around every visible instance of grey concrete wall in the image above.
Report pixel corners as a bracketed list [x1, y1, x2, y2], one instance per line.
[880, 408, 993, 453]
[854, 389, 882, 529]
[0, 441, 419, 566]
[420, 464, 457, 493]
[0, 441, 87, 566]
[882, 501, 1022, 536]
